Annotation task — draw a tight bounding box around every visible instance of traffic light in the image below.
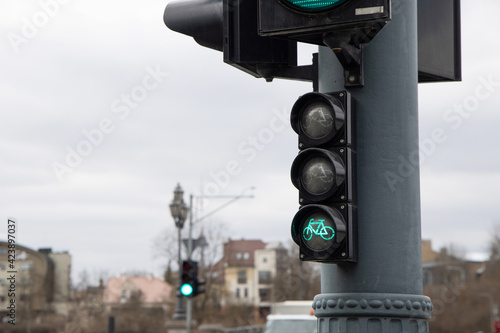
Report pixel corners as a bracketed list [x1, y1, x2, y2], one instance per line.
[290, 91, 357, 263]
[258, 0, 391, 46]
[163, 0, 298, 80]
[258, 0, 391, 86]
[180, 260, 205, 297]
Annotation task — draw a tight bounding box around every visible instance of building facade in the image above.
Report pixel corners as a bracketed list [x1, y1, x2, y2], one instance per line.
[213, 239, 286, 318]
[0, 242, 71, 324]
[103, 274, 172, 310]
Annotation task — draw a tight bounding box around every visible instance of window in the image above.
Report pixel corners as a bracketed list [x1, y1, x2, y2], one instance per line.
[237, 270, 247, 284]
[263, 257, 267, 263]
[236, 288, 240, 298]
[259, 288, 271, 302]
[236, 252, 242, 260]
[258, 271, 272, 284]
[244, 288, 248, 298]
[20, 278, 32, 286]
[243, 252, 250, 260]
[423, 270, 433, 286]
[19, 263, 33, 271]
[120, 290, 127, 303]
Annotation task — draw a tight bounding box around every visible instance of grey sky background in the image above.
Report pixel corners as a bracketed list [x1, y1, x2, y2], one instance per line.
[1, 0, 500, 284]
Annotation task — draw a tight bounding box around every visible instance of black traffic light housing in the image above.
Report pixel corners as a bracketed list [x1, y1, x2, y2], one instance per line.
[180, 260, 205, 297]
[290, 91, 354, 149]
[290, 91, 357, 263]
[258, 0, 391, 45]
[223, 0, 297, 77]
[291, 204, 356, 262]
[164, 0, 318, 85]
[258, 0, 391, 85]
[291, 147, 355, 205]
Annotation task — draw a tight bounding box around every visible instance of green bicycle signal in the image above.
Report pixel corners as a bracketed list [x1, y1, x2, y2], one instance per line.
[303, 218, 335, 241]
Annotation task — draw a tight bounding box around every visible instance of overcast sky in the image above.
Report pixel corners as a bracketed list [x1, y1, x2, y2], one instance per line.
[1, 0, 499, 285]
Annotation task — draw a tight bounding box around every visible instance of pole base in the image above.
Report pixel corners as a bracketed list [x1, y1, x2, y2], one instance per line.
[172, 312, 186, 320]
[313, 293, 432, 333]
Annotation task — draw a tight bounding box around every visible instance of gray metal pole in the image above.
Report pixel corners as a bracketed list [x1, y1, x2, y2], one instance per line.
[173, 226, 186, 320]
[314, 0, 432, 331]
[186, 194, 193, 333]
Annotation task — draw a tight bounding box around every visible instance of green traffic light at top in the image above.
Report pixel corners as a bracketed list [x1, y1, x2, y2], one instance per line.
[283, 0, 348, 12]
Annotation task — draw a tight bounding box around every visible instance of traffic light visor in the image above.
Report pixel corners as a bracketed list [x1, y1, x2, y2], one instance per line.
[282, 0, 349, 12]
[291, 92, 345, 147]
[291, 148, 346, 202]
[164, 0, 223, 51]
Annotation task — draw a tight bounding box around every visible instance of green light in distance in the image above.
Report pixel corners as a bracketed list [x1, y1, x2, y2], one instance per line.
[180, 283, 193, 296]
[283, 0, 348, 12]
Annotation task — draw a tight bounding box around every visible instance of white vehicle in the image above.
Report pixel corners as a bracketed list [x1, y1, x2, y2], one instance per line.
[264, 301, 317, 333]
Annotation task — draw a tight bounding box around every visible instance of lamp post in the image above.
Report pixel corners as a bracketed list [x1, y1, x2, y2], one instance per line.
[169, 183, 189, 320]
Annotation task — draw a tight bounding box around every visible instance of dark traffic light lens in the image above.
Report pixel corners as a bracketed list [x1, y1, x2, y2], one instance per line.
[301, 156, 335, 195]
[283, 0, 348, 12]
[301, 210, 336, 251]
[300, 101, 335, 140]
[290, 92, 345, 147]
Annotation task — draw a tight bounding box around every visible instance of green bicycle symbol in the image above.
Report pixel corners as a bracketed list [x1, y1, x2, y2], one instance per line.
[303, 219, 335, 241]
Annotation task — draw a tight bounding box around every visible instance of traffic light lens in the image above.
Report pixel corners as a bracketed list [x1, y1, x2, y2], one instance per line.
[300, 102, 335, 140]
[301, 156, 335, 195]
[301, 211, 336, 251]
[180, 283, 193, 296]
[283, 0, 348, 12]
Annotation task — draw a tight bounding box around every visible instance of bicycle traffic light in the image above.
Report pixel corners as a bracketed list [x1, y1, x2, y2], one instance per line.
[180, 260, 205, 297]
[290, 91, 357, 263]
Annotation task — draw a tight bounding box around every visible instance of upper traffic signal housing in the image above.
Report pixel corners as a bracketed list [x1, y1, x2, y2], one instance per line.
[258, 0, 391, 46]
[164, 0, 297, 79]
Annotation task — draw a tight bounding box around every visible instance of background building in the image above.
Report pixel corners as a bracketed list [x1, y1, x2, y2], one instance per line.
[0, 242, 71, 327]
[213, 239, 287, 320]
[103, 274, 172, 310]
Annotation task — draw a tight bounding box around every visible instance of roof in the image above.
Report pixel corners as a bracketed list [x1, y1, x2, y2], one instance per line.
[103, 275, 173, 304]
[223, 239, 266, 267]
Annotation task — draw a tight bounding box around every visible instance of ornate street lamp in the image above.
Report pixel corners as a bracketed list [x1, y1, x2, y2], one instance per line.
[170, 183, 189, 320]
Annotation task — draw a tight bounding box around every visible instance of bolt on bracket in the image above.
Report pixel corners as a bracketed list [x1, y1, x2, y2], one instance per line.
[323, 33, 364, 87]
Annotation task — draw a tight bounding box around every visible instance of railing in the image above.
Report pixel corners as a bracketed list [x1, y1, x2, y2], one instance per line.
[223, 325, 265, 333]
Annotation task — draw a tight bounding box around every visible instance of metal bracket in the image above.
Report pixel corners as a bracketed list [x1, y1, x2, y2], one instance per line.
[323, 33, 364, 87]
[256, 53, 319, 91]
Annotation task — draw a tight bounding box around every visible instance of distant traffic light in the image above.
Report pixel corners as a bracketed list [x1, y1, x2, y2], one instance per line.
[180, 260, 205, 297]
[180, 260, 194, 296]
[290, 91, 357, 263]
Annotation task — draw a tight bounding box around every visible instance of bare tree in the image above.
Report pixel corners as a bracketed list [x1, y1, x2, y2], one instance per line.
[152, 218, 229, 325]
[489, 225, 500, 261]
[272, 241, 321, 302]
[152, 225, 183, 274]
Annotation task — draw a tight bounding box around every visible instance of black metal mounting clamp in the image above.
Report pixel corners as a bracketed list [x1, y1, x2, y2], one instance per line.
[323, 33, 364, 87]
[256, 53, 319, 92]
